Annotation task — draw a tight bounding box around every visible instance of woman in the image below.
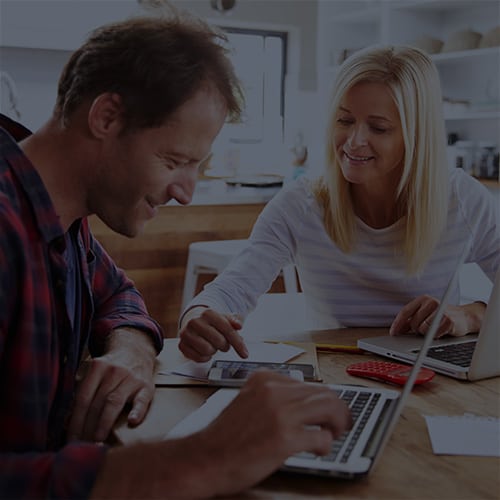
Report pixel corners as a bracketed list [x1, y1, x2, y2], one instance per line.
[178, 45, 499, 362]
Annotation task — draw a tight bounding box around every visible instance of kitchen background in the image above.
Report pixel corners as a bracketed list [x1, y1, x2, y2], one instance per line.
[1, 0, 499, 181]
[1, 0, 498, 335]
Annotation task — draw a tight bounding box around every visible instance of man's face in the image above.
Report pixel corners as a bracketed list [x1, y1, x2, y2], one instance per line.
[89, 88, 227, 237]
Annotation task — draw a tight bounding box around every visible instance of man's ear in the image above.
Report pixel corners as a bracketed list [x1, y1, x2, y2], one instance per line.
[87, 93, 124, 139]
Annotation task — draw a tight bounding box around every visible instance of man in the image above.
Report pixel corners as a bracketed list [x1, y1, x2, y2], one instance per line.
[0, 14, 351, 498]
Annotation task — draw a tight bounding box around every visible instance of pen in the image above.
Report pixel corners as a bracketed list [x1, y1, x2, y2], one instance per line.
[265, 340, 364, 353]
[315, 343, 364, 354]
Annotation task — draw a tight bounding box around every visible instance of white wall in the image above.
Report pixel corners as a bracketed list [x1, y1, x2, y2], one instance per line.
[0, 0, 325, 176]
[0, 47, 72, 130]
[0, 1, 319, 117]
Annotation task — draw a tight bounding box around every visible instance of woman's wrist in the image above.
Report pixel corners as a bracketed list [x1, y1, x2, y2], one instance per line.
[464, 301, 487, 334]
[179, 305, 209, 331]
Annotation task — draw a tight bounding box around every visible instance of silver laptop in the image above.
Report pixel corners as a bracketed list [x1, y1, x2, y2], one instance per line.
[358, 269, 500, 381]
[166, 255, 465, 479]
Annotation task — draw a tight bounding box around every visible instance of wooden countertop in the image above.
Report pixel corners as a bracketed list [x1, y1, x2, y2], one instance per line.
[114, 328, 500, 499]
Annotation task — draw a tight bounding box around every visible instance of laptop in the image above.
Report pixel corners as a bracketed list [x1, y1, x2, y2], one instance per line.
[165, 254, 465, 479]
[358, 269, 500, 381]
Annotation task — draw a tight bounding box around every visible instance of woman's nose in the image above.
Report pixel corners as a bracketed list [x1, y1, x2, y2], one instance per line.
[347, 125, 368, 148]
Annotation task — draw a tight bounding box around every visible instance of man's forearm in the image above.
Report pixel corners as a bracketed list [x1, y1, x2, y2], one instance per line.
[106, 327, 158, 367]
[91, 436, 218, 499]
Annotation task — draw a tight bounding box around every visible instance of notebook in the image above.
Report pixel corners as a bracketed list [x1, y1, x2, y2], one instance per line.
[358, 268, 500, 381]
[166, 256, 464, 479]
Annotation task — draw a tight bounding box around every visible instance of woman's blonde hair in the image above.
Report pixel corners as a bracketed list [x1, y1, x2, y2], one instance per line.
[313, 45, 449, 274]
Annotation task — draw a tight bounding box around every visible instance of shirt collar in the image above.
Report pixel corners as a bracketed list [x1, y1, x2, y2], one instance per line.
[0, 127, 65, 244]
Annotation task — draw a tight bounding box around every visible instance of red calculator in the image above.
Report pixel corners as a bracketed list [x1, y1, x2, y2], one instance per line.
[346, 360, 435, 386]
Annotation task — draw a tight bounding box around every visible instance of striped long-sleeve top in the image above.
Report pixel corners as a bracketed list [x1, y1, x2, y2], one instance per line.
[187, 169, 499, 330]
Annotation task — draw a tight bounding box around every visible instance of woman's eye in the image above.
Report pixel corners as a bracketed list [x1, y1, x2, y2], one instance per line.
[371, 126, 388, 134]
[337, 118, 353, 126]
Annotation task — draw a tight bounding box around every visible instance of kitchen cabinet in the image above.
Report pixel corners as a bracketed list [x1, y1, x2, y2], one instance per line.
[317, 0, 500, 183]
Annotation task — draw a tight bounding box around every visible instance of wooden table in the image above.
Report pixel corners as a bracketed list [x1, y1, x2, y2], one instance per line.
[114, 328, 500, 499]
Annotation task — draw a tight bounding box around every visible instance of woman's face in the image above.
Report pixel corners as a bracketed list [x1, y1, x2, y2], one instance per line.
[334, 81, 405, 191]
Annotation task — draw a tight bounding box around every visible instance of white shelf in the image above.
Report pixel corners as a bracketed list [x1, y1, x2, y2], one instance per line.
[445, 111, 500, 121]
[317, 0, 499, 146]
[392, 0, 495, 13]
[392, 0, 496, 13]
[324, 46, 499, 73]
[432, 47, 500, 63]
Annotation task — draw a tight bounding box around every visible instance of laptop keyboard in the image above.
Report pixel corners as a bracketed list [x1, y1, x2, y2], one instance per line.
[424, 341, 475, 367]
[295, 389, 381, 464]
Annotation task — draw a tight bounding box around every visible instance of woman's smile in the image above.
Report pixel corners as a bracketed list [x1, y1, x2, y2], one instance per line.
[343, 150, 375, 164]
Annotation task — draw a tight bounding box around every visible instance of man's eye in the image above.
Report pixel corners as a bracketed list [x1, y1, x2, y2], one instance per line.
[164, 160, 179, 170]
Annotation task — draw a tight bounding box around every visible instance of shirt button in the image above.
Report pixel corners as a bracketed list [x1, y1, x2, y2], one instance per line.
[63, 355, 68, 365]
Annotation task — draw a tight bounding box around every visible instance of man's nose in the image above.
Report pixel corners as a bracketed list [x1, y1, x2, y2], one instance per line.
[170, 168, 197, 205]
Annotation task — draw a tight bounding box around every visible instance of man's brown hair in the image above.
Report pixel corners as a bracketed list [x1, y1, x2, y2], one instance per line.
[55, 14, 243, 130]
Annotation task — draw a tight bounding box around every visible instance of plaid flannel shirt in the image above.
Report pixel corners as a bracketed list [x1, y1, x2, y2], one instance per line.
[0, 124, 163, 498]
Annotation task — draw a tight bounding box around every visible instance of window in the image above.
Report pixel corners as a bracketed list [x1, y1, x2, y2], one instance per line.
[224, 28, 287, 143]
[209, 27, 288, 176]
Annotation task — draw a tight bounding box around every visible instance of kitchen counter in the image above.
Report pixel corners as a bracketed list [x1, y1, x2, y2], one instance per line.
[89, 177, 287, 336]
[185, 177, 498, 206]
[170, 179, 282, 206]
[89, 198, 275, 337]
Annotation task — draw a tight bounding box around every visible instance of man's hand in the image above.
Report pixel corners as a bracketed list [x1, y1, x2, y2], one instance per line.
[91, 371, 352, 499]
[185, 371, 352, 497]
[390, 295, 486, 338]
[68, 328, 157, 443]
[178, 306, 248, 362]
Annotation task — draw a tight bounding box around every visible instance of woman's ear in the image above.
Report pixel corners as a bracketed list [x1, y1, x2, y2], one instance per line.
[87, 92, 124, 139]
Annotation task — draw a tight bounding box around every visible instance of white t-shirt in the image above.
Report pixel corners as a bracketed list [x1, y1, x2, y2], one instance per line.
[187, 169, 499, 329]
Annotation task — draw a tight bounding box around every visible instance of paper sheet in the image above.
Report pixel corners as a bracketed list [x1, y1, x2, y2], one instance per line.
[160, 341, 305, 380]
[424, 414, 500, 457]
[167, 389, 238, 439]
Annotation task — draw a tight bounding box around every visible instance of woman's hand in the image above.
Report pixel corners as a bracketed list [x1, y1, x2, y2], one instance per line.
[390, 295, 486, 338]
[178, 306, 248, 362]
